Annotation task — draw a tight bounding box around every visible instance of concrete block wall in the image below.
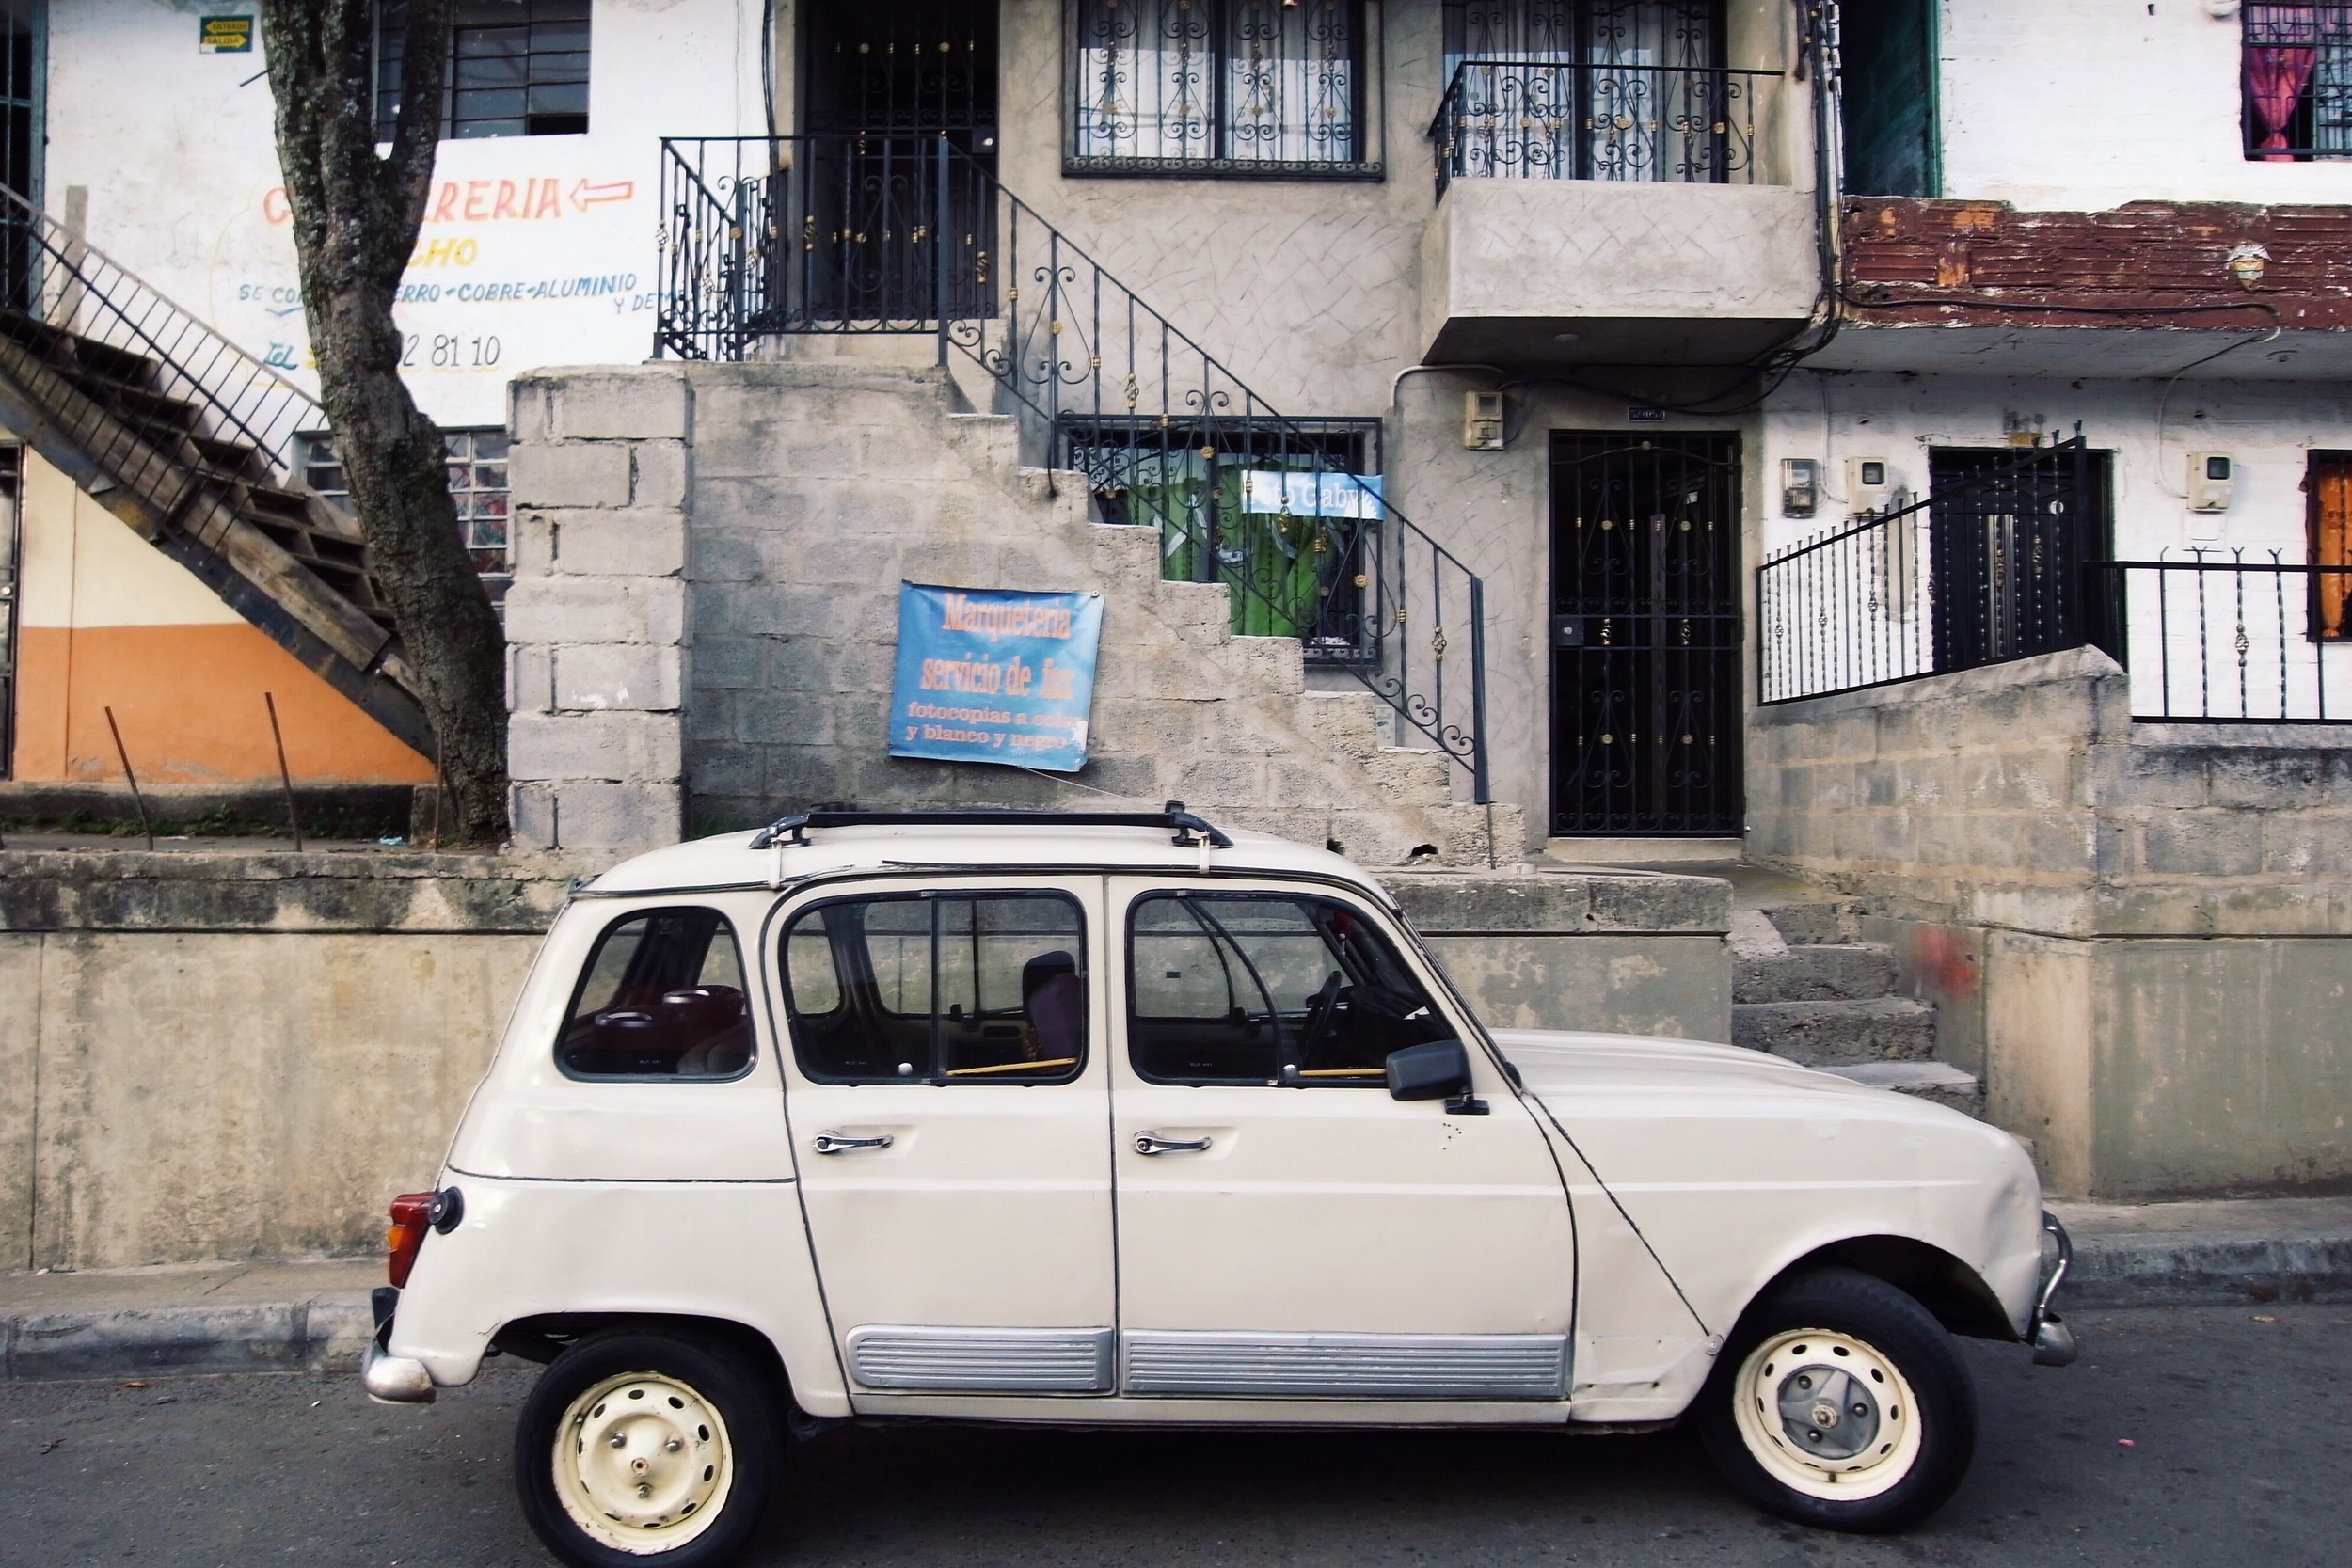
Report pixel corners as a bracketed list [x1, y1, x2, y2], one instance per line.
[1748, 645, 2121, 934]
[1749, 646, 2352, 1197]
[509, 360, 1521, 867]
[503, 372, 693, 852]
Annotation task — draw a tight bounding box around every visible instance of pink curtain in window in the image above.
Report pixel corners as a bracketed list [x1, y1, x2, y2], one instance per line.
[2248, 45, 2319, 159]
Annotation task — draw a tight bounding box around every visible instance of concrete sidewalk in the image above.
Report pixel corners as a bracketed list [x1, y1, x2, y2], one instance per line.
[2, 1196, 2347, 1382]
[0, 1259, 378, 1381]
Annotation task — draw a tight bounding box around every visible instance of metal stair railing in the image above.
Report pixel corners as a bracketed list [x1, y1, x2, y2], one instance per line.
[0, 185, 428, 747]
[655, 135, 1490, 804]
[0, 182, 330, 541]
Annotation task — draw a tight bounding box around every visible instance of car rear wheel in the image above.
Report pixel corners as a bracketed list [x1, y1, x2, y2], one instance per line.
[1697, 1267, 1977, 1532]
[516, 1329, 779, 1567]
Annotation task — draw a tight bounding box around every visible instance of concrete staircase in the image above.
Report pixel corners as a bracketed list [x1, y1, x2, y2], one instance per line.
[0, 199, 430, 755]
[506, 362, 1524, 863]
[1730, 900, 1984, 1115]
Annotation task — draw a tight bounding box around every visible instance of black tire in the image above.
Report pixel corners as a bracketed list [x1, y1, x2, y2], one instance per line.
[1696, 1267, 1978, 1533]
[514, 1328, 780, 1568]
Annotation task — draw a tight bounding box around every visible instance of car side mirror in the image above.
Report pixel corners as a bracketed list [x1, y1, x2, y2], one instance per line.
[1385, 1039, 1487, 1114]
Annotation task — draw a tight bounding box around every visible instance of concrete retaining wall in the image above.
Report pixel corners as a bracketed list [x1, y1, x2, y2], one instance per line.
[1748, 648, 2352, 1198]
[0, 852, 570, 1273]
[1, 848, 1726, 1272]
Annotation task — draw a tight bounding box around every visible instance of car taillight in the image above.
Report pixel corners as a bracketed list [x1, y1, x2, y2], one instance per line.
[387, 1192, 436, 1288]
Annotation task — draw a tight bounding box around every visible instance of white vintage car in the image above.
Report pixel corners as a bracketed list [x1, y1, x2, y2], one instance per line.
[366, 806, 2074, 1567]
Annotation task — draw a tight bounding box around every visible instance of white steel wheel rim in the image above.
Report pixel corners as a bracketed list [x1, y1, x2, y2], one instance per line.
[551, 1370, 736, 1555]
[1730, 1327, 1924, 1502]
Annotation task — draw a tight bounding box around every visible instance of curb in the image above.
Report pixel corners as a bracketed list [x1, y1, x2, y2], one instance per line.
[0, 1296, 374, 1382]
[2060, 1229, 2352, 1309]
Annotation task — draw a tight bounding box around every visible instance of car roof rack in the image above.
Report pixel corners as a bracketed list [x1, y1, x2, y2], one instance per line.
[747, 800, 1235, 852]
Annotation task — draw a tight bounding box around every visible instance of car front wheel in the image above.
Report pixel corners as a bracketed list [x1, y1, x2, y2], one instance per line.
[515, 1328, 779, 1568]
[1697, 1266, 1977, 1532]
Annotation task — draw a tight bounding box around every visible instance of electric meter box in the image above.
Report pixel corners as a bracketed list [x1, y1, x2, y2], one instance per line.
[1780, 457, 1820, 518]
[2188, 451, 2233, 513]
[1847, 456, 1896, 515]
[1463, 391, 1505, 451]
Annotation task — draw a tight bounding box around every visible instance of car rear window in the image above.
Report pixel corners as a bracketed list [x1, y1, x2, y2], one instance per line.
[557, 907, 753, 1080]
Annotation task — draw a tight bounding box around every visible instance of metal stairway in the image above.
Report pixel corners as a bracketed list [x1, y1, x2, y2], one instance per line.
[0, 191, 430, 756]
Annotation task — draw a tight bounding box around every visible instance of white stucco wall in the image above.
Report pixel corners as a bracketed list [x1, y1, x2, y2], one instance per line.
[1756, 370, 2352, 562]
[1936, 0, 2352, 210]
[43, 0, 766, 430]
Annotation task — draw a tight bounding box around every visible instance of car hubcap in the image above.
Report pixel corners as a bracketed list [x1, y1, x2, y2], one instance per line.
[1731, 1328, 1923, 1501]
[552, 1371, 733, 1554]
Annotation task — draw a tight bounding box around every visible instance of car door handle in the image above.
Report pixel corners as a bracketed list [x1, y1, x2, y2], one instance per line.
[1134, 1132, 1212, 1156]
[812, 1132, 893, 1155]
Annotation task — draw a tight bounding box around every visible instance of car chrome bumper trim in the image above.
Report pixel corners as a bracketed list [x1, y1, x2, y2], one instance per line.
[1121, 1330, 1570, 1399]
[361, 1309, 437, 1405]
[2030, 1209, 2080, 1368]
[362, 1341, 437, 1403]
[847, 1325, 1116, 1392]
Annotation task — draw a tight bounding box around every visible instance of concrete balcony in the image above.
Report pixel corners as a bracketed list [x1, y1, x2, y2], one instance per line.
[1417, 176, 1823, 368]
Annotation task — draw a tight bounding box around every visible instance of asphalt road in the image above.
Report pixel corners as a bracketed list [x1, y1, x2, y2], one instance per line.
[2, 1304, 2343, 1568]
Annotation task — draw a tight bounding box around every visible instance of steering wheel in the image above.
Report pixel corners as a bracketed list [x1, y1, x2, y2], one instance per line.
[1293, 970, 1347, 1070]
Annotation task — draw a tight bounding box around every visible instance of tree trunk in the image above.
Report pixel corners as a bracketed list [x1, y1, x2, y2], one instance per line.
[257, 0, 509, 844]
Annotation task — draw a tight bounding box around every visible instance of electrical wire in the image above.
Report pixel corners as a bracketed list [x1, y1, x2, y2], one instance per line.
[2152, 326, 2283, 498]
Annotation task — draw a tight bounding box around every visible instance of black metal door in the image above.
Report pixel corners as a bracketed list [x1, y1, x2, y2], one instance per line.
[1549, 434, 1742, 836]
[1927, 443, 2113, 670]
[794, 0, 996, 326]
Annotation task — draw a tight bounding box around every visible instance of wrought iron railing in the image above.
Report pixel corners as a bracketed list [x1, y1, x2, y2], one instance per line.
[0, 183, 327, 544]
[2095, 554, 2352, 722]
[1757, 496, 1934, 704]
[655, 135, 1490, 801]
[1759, 438, 2116, 704]
[655, 135, 995, 358]
[1428, 58, 1776, 197]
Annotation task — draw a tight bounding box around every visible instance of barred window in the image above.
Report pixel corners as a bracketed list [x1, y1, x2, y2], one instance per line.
[1063, 418, 1380, 661]
[2244, 3, 2352, 159]
[1068, 0, 1376, 177]
[376, 0, 591, 142]
[1436, 1, 1736, 185]
[298, 428, 513, 603]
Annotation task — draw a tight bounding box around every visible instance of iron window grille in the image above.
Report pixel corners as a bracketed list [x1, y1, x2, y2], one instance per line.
[298, 428, 513, 603]
[2244, 2, 2352, 159]
[1430, 1, 1763, 192]
[1065, 0, 1383, 179]
[1440, 1, 1725, 82]
[376, 0, 591, 142]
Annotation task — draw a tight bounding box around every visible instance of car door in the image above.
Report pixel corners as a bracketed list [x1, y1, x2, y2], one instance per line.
[1107, 878, 1577, 1402]
[775, 876, 1115, 1403]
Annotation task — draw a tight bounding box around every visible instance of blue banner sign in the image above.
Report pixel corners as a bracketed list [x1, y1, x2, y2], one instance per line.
[890, 582, 1104, 773]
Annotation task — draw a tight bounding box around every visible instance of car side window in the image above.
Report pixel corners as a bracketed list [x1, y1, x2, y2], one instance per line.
[1128, 891, 1454, 1086]
[558, 907, 753, 1079]
[783, 893, 1087, 1085]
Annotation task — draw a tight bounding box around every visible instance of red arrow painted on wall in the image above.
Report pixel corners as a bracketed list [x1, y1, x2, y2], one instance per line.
[568, 179, 635, 213]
